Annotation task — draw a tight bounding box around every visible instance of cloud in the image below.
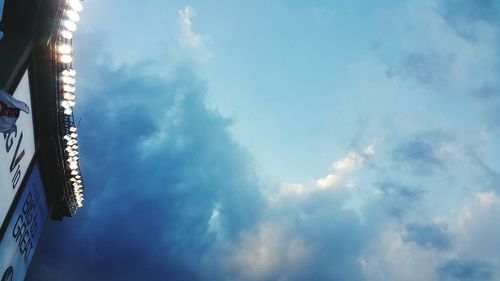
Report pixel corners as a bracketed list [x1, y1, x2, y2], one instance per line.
[392, 130, 454, 174]
[438, 258, 495, 281]
[386, 52, 455, 88]
[316, 145, 374, 189]
[402, 223, 452, 251]
[178, 6, 203, 48]
[177, 6, 211, 61]
[26, 48, 264, 280]
[376, 181, 424, 218]
[384, 0, 500, 105]
[23, 1, 500, 280]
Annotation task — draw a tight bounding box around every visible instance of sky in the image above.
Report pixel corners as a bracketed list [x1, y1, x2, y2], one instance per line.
[25, 0, 500, 280]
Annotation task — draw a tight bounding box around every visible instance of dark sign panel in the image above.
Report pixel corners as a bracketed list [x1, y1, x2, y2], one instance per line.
[0, 70, 35, 226]
[0, 163, 48, 281]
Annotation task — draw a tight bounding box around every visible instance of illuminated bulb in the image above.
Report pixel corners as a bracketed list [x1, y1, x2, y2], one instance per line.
[62, 77, 76, 85]
[64, 108, 73, 115]
[71, 170, 78, 175]
[62, 69, 76, 77]
[61, 29, 73, 39]
[60, 54, 73, 64]
[65, 146, 73, 152]
[68, 151, 77, 157]
[70, 127, 77, 132]
[63, 85, 75, 92]
[64, 93, 75, 100]
[75, 175, 81, 179]
[68, 100, 76, 107]
[64, 135, 71, 141]
[71, 133, 78, 138]
[61, 100, 70, 109]
[66, 9, 80, 22]
[58, 44, 72, 54]
[63, 20, 77, 32]
[72, 145, 78, 150]
[68, 0, 83, 12]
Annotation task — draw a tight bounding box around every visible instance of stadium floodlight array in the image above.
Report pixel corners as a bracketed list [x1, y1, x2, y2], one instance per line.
[55, 0, 85, 213]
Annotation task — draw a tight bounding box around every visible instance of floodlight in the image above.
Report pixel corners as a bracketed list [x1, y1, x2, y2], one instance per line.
[63, 20, 77, 32]
[61, 30, 73, 39]
[68, 0, 83, 12]
[60, 54, 73, 64]
[62, 69, 76, 77]
[61, 100, 70, 109]
[64, 93, 75, 100]
[63, 85, 75, 92]
[62, 76, 76, 85]
[66, 10, 80, 22]
[58, 44, 72, 54]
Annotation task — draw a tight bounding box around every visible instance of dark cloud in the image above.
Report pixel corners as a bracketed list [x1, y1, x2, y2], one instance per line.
[467, 146, 500, 193]
[25, 36, 382, 281]
[439, 0, 500, 41]
[392, 130, 452, 174]
[377, 181, 424, 218]
[441, 0, 499, 26]
[402, 223, 452, 251]
[26, 51, 264, 280]
[385, 53, 455, 88]
[438, 258, 495, 281]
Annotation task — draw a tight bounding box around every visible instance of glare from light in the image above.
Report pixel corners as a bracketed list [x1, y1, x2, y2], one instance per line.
[64, 93, 75, 100]
[61, 100, 70, 109]
[68, 0, 83, 12]
[58, 44, 72, 54]
[63, 85, 75, 92]
[63, 20, 77, 32]
[61, 30, 73, 39]
[60, 54, 73, 64]
[66, 10, 80, 22]
[62, 76, 76, 85]
[62, 69, 76, 77]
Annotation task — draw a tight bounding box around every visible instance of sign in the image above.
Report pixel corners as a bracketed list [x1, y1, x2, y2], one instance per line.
[0, 70, 35, 226]
[0, 163, 48, 281]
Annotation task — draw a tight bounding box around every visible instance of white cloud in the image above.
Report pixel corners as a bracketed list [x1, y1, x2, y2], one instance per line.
[316, 145, 374, 189]
[226, 223, 312, 281]
[178, 6, 203, 48]
[177, 6, 212, 61]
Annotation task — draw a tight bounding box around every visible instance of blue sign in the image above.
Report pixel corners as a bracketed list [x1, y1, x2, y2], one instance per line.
[0, 163, 48, 281]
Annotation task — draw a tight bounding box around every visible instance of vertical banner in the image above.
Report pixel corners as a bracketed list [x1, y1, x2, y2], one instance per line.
[0, 163, 48, 281]
[0, 70, 36, 226]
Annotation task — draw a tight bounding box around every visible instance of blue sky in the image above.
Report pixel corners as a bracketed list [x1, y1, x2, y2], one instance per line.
[26, 0, 500, 280]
